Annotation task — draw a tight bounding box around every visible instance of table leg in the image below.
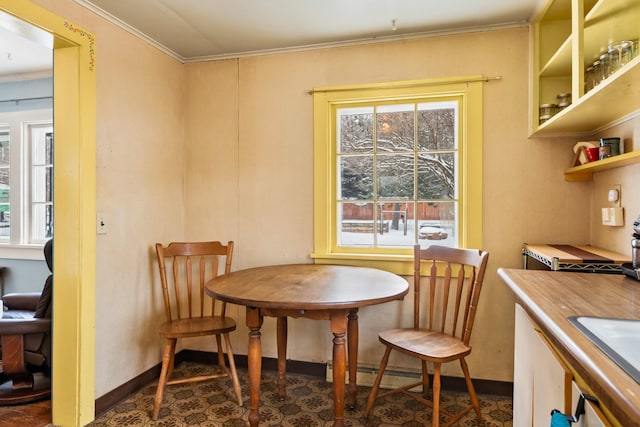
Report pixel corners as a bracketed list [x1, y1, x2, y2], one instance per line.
[330, 310, 348, 427]
[346, 309, 359, 409]
[247, 307, 263, 427]
[276, 316, 288, 399]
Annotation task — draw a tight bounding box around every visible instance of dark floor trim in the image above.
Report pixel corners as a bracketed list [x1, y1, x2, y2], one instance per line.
[94, 350, 512, 416]
[180, 349, 327, 378]
[94, 362, 161, 416]
[436, 374, 513, 397]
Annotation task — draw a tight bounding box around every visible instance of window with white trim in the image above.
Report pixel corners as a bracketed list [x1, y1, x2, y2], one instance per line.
[0, 109, 53, 248]
[312, 77, 483, 273]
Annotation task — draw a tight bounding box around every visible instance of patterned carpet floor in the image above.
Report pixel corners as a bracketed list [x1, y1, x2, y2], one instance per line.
[89, 362, 513, 426]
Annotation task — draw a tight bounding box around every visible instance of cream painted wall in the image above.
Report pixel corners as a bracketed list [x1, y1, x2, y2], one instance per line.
[592, 117, 640, 253]
[91, 22, 185, 398]
[183, 27, 593, 382]
[31, 0, 186, 398]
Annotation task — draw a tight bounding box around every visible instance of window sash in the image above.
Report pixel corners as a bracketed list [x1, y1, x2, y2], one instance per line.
[312, 77, 483, 274]
[0, 110, 53, 247]
[335, 100, 460, 250]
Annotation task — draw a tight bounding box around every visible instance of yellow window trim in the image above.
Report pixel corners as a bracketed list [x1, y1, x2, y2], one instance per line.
[311, 76, 483, 276]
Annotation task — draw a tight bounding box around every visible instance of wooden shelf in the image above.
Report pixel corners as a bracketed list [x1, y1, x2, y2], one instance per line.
[564, 150, 640, 181]
[531, 0, 640, 137]
[534, 57, 640, 136]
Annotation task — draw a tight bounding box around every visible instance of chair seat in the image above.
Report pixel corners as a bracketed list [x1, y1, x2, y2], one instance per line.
[379, 328, 471, 361]
[159, 316, 236, 339]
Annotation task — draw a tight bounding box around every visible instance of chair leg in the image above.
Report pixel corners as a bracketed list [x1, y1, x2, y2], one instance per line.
[215, 334, 228, 374]
[365, 345, 392, 418]
[432, 363, 441, 427]
[153, 338, 177, 420]
[460, 358, 482, 422]
[223, 333, 243, 406]
[421, 359, 430, 399]
[166, 345, 176, 381]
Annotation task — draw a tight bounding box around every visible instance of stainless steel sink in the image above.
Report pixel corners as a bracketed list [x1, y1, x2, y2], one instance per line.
[568, 316, 640, 384]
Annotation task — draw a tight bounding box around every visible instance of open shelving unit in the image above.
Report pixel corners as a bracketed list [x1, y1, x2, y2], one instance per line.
[531, 0, 640, 137]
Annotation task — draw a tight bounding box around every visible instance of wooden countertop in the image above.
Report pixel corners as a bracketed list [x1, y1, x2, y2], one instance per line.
[498, 268, 640, 427]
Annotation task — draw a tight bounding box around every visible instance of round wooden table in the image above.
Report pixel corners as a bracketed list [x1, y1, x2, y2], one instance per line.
[206, 263, 409, 427]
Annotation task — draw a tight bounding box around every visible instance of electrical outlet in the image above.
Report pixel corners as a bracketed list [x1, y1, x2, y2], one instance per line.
[97, 213, 107, 234]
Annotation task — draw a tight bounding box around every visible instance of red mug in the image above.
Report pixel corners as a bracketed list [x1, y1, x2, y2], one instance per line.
[585, 147, 600, 162]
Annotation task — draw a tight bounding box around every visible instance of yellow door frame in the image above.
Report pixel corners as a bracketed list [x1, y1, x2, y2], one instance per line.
[0, 1, 96, 425]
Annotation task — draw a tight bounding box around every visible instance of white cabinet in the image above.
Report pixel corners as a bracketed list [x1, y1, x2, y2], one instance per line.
[514, 304, 613, 427]
[513, 304, 535, 425]
[514, 304, 571, 426]
[570, 382, 610, 427]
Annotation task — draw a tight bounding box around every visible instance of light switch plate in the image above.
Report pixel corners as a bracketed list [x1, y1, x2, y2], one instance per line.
[602, 207, 624, 226]
[97, 213, 108, 234]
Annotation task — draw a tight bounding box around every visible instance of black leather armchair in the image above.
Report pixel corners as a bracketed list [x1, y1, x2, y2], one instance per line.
[0, 239, 52, 404]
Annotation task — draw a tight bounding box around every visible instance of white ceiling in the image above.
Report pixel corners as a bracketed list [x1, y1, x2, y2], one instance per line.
[0, 11, 53, 80]
[1, 0, 543, 78]
[78, 0, 542, 61]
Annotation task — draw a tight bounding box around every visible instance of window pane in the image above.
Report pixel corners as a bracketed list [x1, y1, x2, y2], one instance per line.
[31, 126, 53, 243]
[377, 153, 414, 199]
[417, 152, 456, 199]
[32, 165, 52, 202]
[417, 201, 457, 247]
[417, 103, 457, 150]
[335, 98, 460, 250]
[338, 202, 374, 246]
[31, 203, 53, 241]
[0, 128, 9, 237]
[376, 104, 414, 152]
[339, 155, 373, 200]
[377, 201, 414, 247]
[0, 128, 9, 167]
[338, 107, 373, 154]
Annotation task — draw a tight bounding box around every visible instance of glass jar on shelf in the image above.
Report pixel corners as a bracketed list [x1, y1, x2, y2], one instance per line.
[584, 65, 595, 92]
[539, 104, 557, 124]
[608, 41, 634, 74]
[592, 60, 601, 86]
[556, 93, 571, 109]
[598, 53, 610, 81]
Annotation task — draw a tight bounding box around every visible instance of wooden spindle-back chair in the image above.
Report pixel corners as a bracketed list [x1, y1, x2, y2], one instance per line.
[365, 244, 489, 427]
[152, 241, 242, 420]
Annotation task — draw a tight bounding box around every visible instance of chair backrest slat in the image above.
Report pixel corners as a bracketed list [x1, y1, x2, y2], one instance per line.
[156, 241, 234, 322]
[451, 266, 466, 336]
[413, 244, 489, 344]
[439, 261, 452, 333]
